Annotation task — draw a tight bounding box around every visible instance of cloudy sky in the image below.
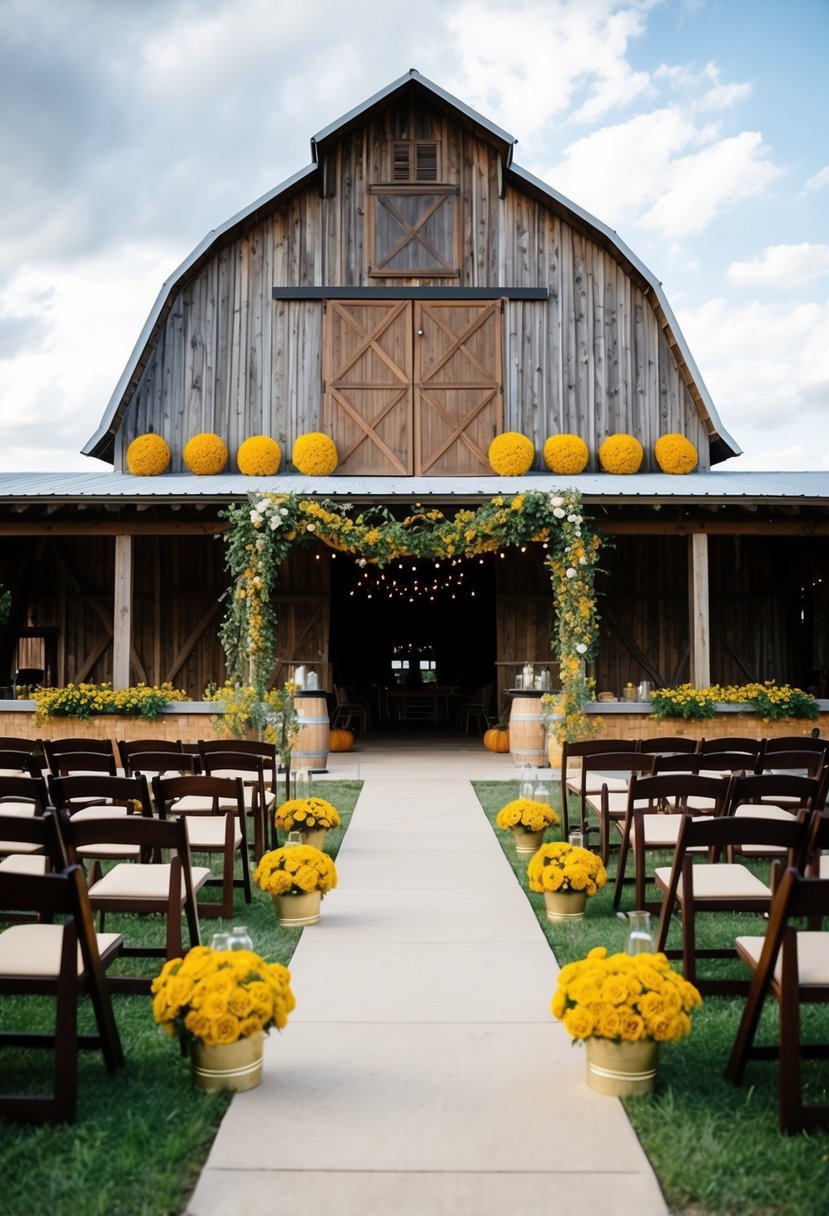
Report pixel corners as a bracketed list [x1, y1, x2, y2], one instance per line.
[0, 0, 827, 473]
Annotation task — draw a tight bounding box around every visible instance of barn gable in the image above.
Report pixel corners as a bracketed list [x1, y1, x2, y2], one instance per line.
[84, 69, 739, 472]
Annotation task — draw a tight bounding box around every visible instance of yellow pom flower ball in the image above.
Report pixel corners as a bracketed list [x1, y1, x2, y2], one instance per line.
[598, 433, 643, 475]
[126, 433, 171, 476]
[292, 432, 338, 476]
[543, 434, 589, 475]
[654, 433, 698, 475]
[237, 435, 282, 476]
[183, 432, 228, 475]
[488, 432, 535, 476]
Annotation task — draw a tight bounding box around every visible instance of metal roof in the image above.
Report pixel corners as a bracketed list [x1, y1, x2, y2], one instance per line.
[81, 71, 740, 468]
[1, 470, 827, 507]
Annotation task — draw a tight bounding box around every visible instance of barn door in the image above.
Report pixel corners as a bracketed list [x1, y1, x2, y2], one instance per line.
[323, 299, 502, 476]
[414, 300, 502, 476]
[323, 301, 413, 475]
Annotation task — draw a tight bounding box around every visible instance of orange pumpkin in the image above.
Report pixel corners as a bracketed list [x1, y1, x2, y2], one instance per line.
[329, 728, 354, 752]
[483, 726, 510, 753]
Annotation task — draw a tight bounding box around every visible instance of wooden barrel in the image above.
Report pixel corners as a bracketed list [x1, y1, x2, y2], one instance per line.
[291, 693, 330, 771]
[508, 693, 548, 767]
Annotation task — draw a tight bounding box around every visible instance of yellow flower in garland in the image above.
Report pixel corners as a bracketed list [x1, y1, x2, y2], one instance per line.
[551, 946, 702, 1043]
[654, 433, 698, 475]
[237, 435, 282, 476]
[488, 432, 535, 475]
[543, 434, 588, 475]
[126, 433, 171, 476]
[183, 432, 228, 475]
[598, 433, 643, 474]
[292, 432, 338, 476]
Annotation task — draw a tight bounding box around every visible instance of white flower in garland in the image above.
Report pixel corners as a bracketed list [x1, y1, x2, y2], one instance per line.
[566, 568, 577, 579]
[250, 510, 263, 524]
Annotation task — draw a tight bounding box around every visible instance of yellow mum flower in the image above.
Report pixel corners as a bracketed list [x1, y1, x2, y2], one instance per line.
[598, 433, 643, 475]
[183, 432, 228, 475]
[126, 432, 171, 476]
[654, 433, 698, 474]
[237, 435, 282, 476]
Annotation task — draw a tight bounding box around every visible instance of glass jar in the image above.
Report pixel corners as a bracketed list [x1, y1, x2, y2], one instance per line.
[227, 925, 253, 951]
[519, 766, 536, 800]
[625, 910, 654, 954]
[209, 931, 232, 951]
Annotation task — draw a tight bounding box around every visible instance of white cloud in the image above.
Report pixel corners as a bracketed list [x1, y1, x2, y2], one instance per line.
[677, 296, 829, 468]
[727, 244, 829, 290]
[803, 165, 829, 194]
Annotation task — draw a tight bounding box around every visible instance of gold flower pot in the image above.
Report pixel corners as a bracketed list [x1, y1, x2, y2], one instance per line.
[272, 889, 321, 927]
[190, 1030, 265, 1093]
[512, 827, 545, 855]
[299, 827, 328, 851]
[585, 1037, 659, 1097]
[543, 889, 588, 921]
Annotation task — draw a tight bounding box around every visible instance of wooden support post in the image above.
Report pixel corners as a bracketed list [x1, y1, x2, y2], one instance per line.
[687, 533, 710, 688]
[113, 534, 133, 690]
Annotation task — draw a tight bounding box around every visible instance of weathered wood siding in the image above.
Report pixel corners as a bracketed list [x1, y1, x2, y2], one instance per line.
[115, 98, 710, 473]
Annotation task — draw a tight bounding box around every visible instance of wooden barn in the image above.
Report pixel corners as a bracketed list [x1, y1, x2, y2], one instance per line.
[1, 70, 828, 718]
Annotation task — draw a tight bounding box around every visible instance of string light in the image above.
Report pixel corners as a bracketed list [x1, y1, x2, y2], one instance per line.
[346, 556, 488, 603]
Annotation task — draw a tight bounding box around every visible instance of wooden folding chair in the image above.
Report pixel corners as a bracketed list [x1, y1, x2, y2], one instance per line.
[117, 738, 185, 774]
[612, 771, 733, 912]
[198, 741, 278, 859]
[57, 812, 209, 993]
[576, 750, 655, 865]
[42, 738, 117, 774]
[0, 774, 52, 880]
[725, 864, 829, 1133]
[0, 748, 41, 778]
[637, 736, 700, 757]
[0, 852, 124, 1123]
[46, 749, 119, 778]
[654, 813, 811, 995]
[152, 774, 252, 919]
[558, 738, 638, 839]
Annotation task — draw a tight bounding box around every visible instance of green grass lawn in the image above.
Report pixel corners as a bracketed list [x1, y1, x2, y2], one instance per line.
[0, 780, 362, 1216]
[474, 780, 829, 1216]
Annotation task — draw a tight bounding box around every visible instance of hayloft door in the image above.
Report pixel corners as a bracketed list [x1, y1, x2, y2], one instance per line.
[323, 299, 502, 476]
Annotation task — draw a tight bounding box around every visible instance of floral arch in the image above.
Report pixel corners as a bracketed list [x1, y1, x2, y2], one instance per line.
[220, 489, 602, 742]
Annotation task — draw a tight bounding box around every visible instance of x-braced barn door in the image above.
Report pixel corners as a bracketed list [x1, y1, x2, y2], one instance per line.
[323, 299, 503, 476]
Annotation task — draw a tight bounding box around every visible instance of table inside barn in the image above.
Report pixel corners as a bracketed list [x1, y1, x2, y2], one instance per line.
[382, 687, 460, 724]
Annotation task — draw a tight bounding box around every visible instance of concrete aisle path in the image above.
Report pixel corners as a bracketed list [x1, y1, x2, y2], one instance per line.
[186, 743, 668, 1216]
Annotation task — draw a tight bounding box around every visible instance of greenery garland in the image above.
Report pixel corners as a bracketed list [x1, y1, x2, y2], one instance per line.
[220, 489, 602, 741]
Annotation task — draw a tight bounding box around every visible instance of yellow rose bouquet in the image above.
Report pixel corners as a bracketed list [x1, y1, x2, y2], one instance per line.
[527, 840, 606, 895]
[151, 945, 296, 1047]
[551, 946, 702, 1042]
[275, 796, 341, 833]
[253, 844, 338, 896]
[495, 797, 560, 834]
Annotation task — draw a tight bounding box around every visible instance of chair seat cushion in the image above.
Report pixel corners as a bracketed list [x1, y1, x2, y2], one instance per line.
[567, 773, 629, 796]
[0, 923, 122, 977]
[89, 863, 212, 900]
[736, 932, 829, 987]
[184, 817, 242, 849]
[655, 863, 771, 899]
[0, 853, 49, 875]
[631, 814, 713, 847]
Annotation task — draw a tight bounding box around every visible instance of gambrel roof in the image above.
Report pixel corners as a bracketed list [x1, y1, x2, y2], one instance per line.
[83, 69, 740, 467]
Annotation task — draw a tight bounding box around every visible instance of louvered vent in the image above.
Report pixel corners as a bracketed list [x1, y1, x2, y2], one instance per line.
[390, 141, 440, 182]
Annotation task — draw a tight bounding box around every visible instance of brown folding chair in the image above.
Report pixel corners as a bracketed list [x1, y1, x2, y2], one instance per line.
[725, 863, 829, 1133]
[57, 812, 209, 993]
[198, 742, 278, 859]
[577, 750, 655, 865]
[0, 822, 124, 1123]
[637, 736, 700, 757]
[0, 774, 52, 881]
[699, 736, 764, 759]
[47, 773, 155, 884]
[46, 749, 119, 778]
[612, 771, 733, 912]
[117, 738, 185, 774]
[0, 748, 41, 777]
[559, 738, 638, 839]
[152, 774, 252, 919]
[42, 738, 117, 774]
[654, 813, 811, 995]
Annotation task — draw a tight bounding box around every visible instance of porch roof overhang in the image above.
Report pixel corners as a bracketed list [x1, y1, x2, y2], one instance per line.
[0, 471, 827, 537]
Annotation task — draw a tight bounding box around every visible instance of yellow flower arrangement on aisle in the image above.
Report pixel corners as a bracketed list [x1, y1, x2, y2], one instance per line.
[237, 435, 282, 476]
[551, 946, 702, 1042]
[292, 432, 338, 475]
[527, 840, 607, 895]
[183, 432, 228, 475]
[598, 433, 643, 474]
[488, 431, 535, 475]
[275, 796, 341, 833]
[654, 433, 698, 475]
[495, 797, 560, 833]
[253, 844, 338, 896]
[150, 944, 295, 1047]
[543, 434, 589, 475]
[126, 432, 171, 476]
